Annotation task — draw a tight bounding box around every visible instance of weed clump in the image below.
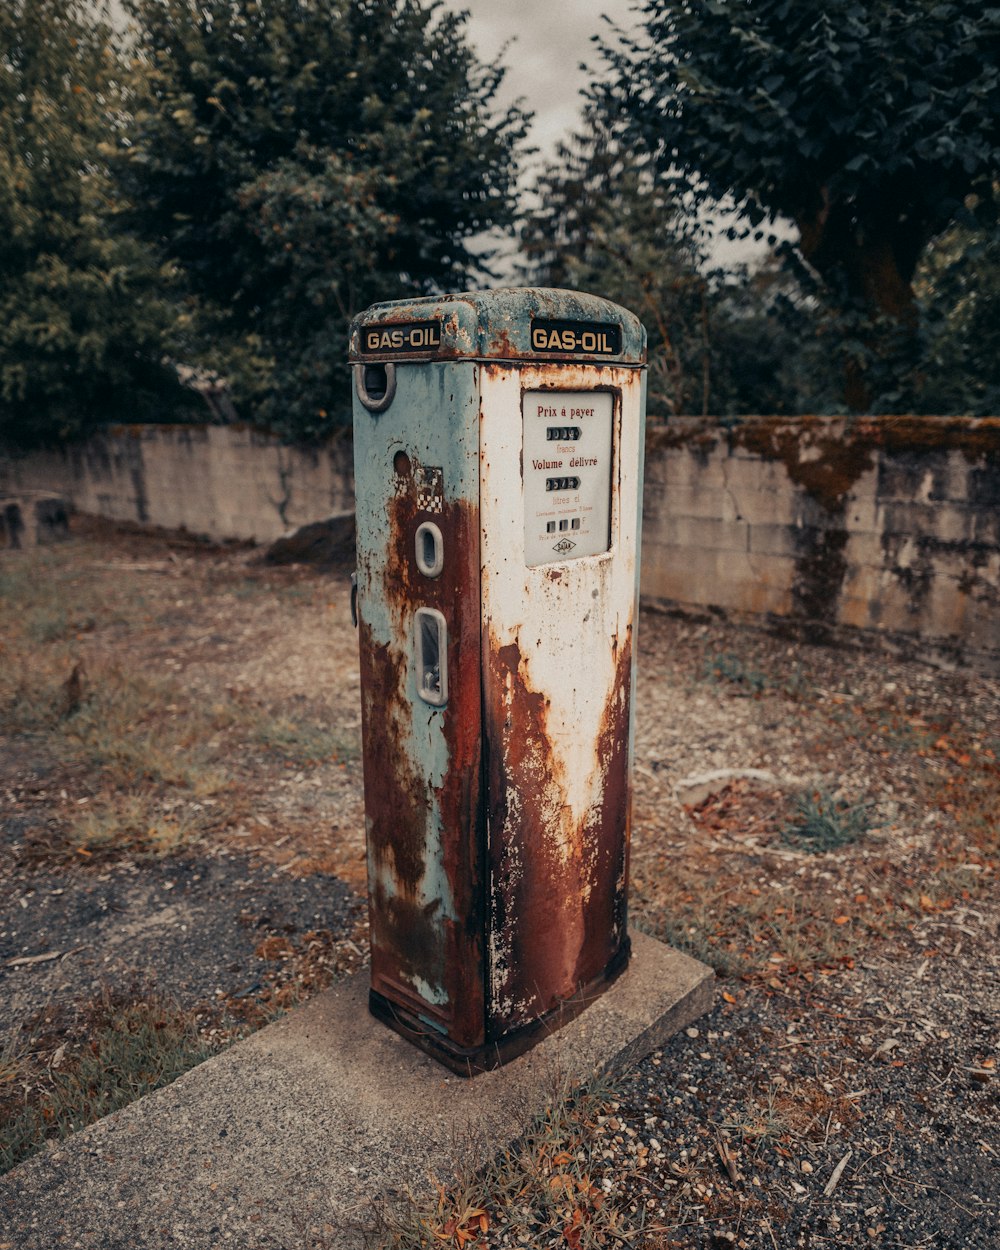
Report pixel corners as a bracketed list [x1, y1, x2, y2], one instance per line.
[702, 651, 768, 695]
[379, 1074, 643, 1250]
[782, 790, 870, 853]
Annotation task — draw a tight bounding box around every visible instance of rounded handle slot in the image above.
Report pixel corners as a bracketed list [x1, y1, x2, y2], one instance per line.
[415, 521, 444, 578]
[354, 361, 397, 412]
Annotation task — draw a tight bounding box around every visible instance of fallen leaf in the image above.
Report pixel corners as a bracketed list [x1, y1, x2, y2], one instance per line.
[722, 991, 737, 1004]
[563, 1207, 585, 1250]
[833, 916, 850, 925]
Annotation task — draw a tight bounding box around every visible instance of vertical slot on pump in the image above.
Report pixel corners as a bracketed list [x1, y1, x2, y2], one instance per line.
[415, 607, 448, 706]
[415, 521, 444, 578]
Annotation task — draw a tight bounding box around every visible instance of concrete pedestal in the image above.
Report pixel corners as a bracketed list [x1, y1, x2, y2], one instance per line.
[0, 932, 713, 1249]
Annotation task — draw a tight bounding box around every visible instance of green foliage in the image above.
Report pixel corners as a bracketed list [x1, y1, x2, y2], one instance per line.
[119, 0, 530, 439]
[0, 1, 190, 447]
[523, 127, 711, 418]
[782, 790, 870, 853]
[702, 651, 769, 695]
[601, 1, 1000, 409]
[522, 122, 810, 418]
[913, 195, 1000, 414]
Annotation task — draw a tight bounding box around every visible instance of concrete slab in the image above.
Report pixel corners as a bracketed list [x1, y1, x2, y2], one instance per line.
[0, 932, 713, 1250]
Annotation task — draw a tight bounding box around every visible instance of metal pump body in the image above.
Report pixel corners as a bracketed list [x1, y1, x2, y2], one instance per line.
[350, 288, 647, 1073]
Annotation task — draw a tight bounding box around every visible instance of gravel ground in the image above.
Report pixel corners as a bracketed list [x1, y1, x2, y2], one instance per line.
[598, 959, 997, 1249]
[1, 845, 359, 1024]
[1, 518, 997, 1249]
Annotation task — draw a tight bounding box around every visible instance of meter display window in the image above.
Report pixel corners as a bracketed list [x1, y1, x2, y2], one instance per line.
[522, 391, 614, 567]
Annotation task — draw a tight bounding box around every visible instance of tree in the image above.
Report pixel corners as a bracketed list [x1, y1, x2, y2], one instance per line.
[601, 1, 1000, 409]
[523, 126, 712, 417]
[0, 0, 187, 447]
[912, 196, 1000, 414]
[521, 120, 808, 418]
[119, 0, 530, 439]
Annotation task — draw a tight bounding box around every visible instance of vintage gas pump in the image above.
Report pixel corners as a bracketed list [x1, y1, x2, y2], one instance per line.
[350, 289, 646, 1073]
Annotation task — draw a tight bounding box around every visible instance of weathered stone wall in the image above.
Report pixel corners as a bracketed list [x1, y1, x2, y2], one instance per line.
[0, 424, 355, 544]
[642, 416, 1000, 670]
[3, 415, 998, 669]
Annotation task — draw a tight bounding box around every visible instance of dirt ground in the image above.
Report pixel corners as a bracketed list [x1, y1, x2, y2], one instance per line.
[0, 516, 997, 1248]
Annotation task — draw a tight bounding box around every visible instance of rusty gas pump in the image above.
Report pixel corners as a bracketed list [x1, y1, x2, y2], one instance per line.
[350, 288, 646, 1073]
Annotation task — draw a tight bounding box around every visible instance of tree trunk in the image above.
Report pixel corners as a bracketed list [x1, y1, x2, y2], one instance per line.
[797, 195, 922, 412]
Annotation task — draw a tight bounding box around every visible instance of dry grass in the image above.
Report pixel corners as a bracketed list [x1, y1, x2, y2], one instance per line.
[378, 1075, 649, 1250]
[2, 522, 997, 1245]
[0, 984, 214, 1174]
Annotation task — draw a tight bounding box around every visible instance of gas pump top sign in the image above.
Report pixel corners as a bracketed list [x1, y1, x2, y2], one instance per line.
[357, 315, 622, 359]
[529, 319, 622, 356]
[361, 320, 443, 355]
[350, 290, 644, 364]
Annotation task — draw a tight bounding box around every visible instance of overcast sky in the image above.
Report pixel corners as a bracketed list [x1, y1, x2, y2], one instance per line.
[447, 0, 770, 273]
[448, 0, 639, 166]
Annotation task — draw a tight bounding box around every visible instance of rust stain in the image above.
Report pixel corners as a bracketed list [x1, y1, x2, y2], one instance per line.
[360, 467, 486, 1048]
[487, 325, 516, 358]
[579, 632, 633, 980]
[484, 628, 632, 1036]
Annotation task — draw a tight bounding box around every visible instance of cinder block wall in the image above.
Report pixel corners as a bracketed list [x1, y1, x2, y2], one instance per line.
[0, 424, 355, 544]
[642, 416, 1000, 670]
[3, 415, 998, 669]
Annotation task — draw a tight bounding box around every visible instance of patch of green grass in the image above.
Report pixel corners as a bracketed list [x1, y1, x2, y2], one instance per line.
[0, 1017, 28, 1089]
[62, 669, 231, 792]
[71, 789, 209, 859]
[0, 548, 148, 734]
[1, 551, 133, 644]
[256, 714, 358, 765]
[702, 650, 769, 695]
[630, 857, 869, 981]
[1, 539, 255, 864]
[633, 899, 741, 977]
[0, 649, 71, 732]
[781, 790, 871, 853]
[0, 989, 215, 1174]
